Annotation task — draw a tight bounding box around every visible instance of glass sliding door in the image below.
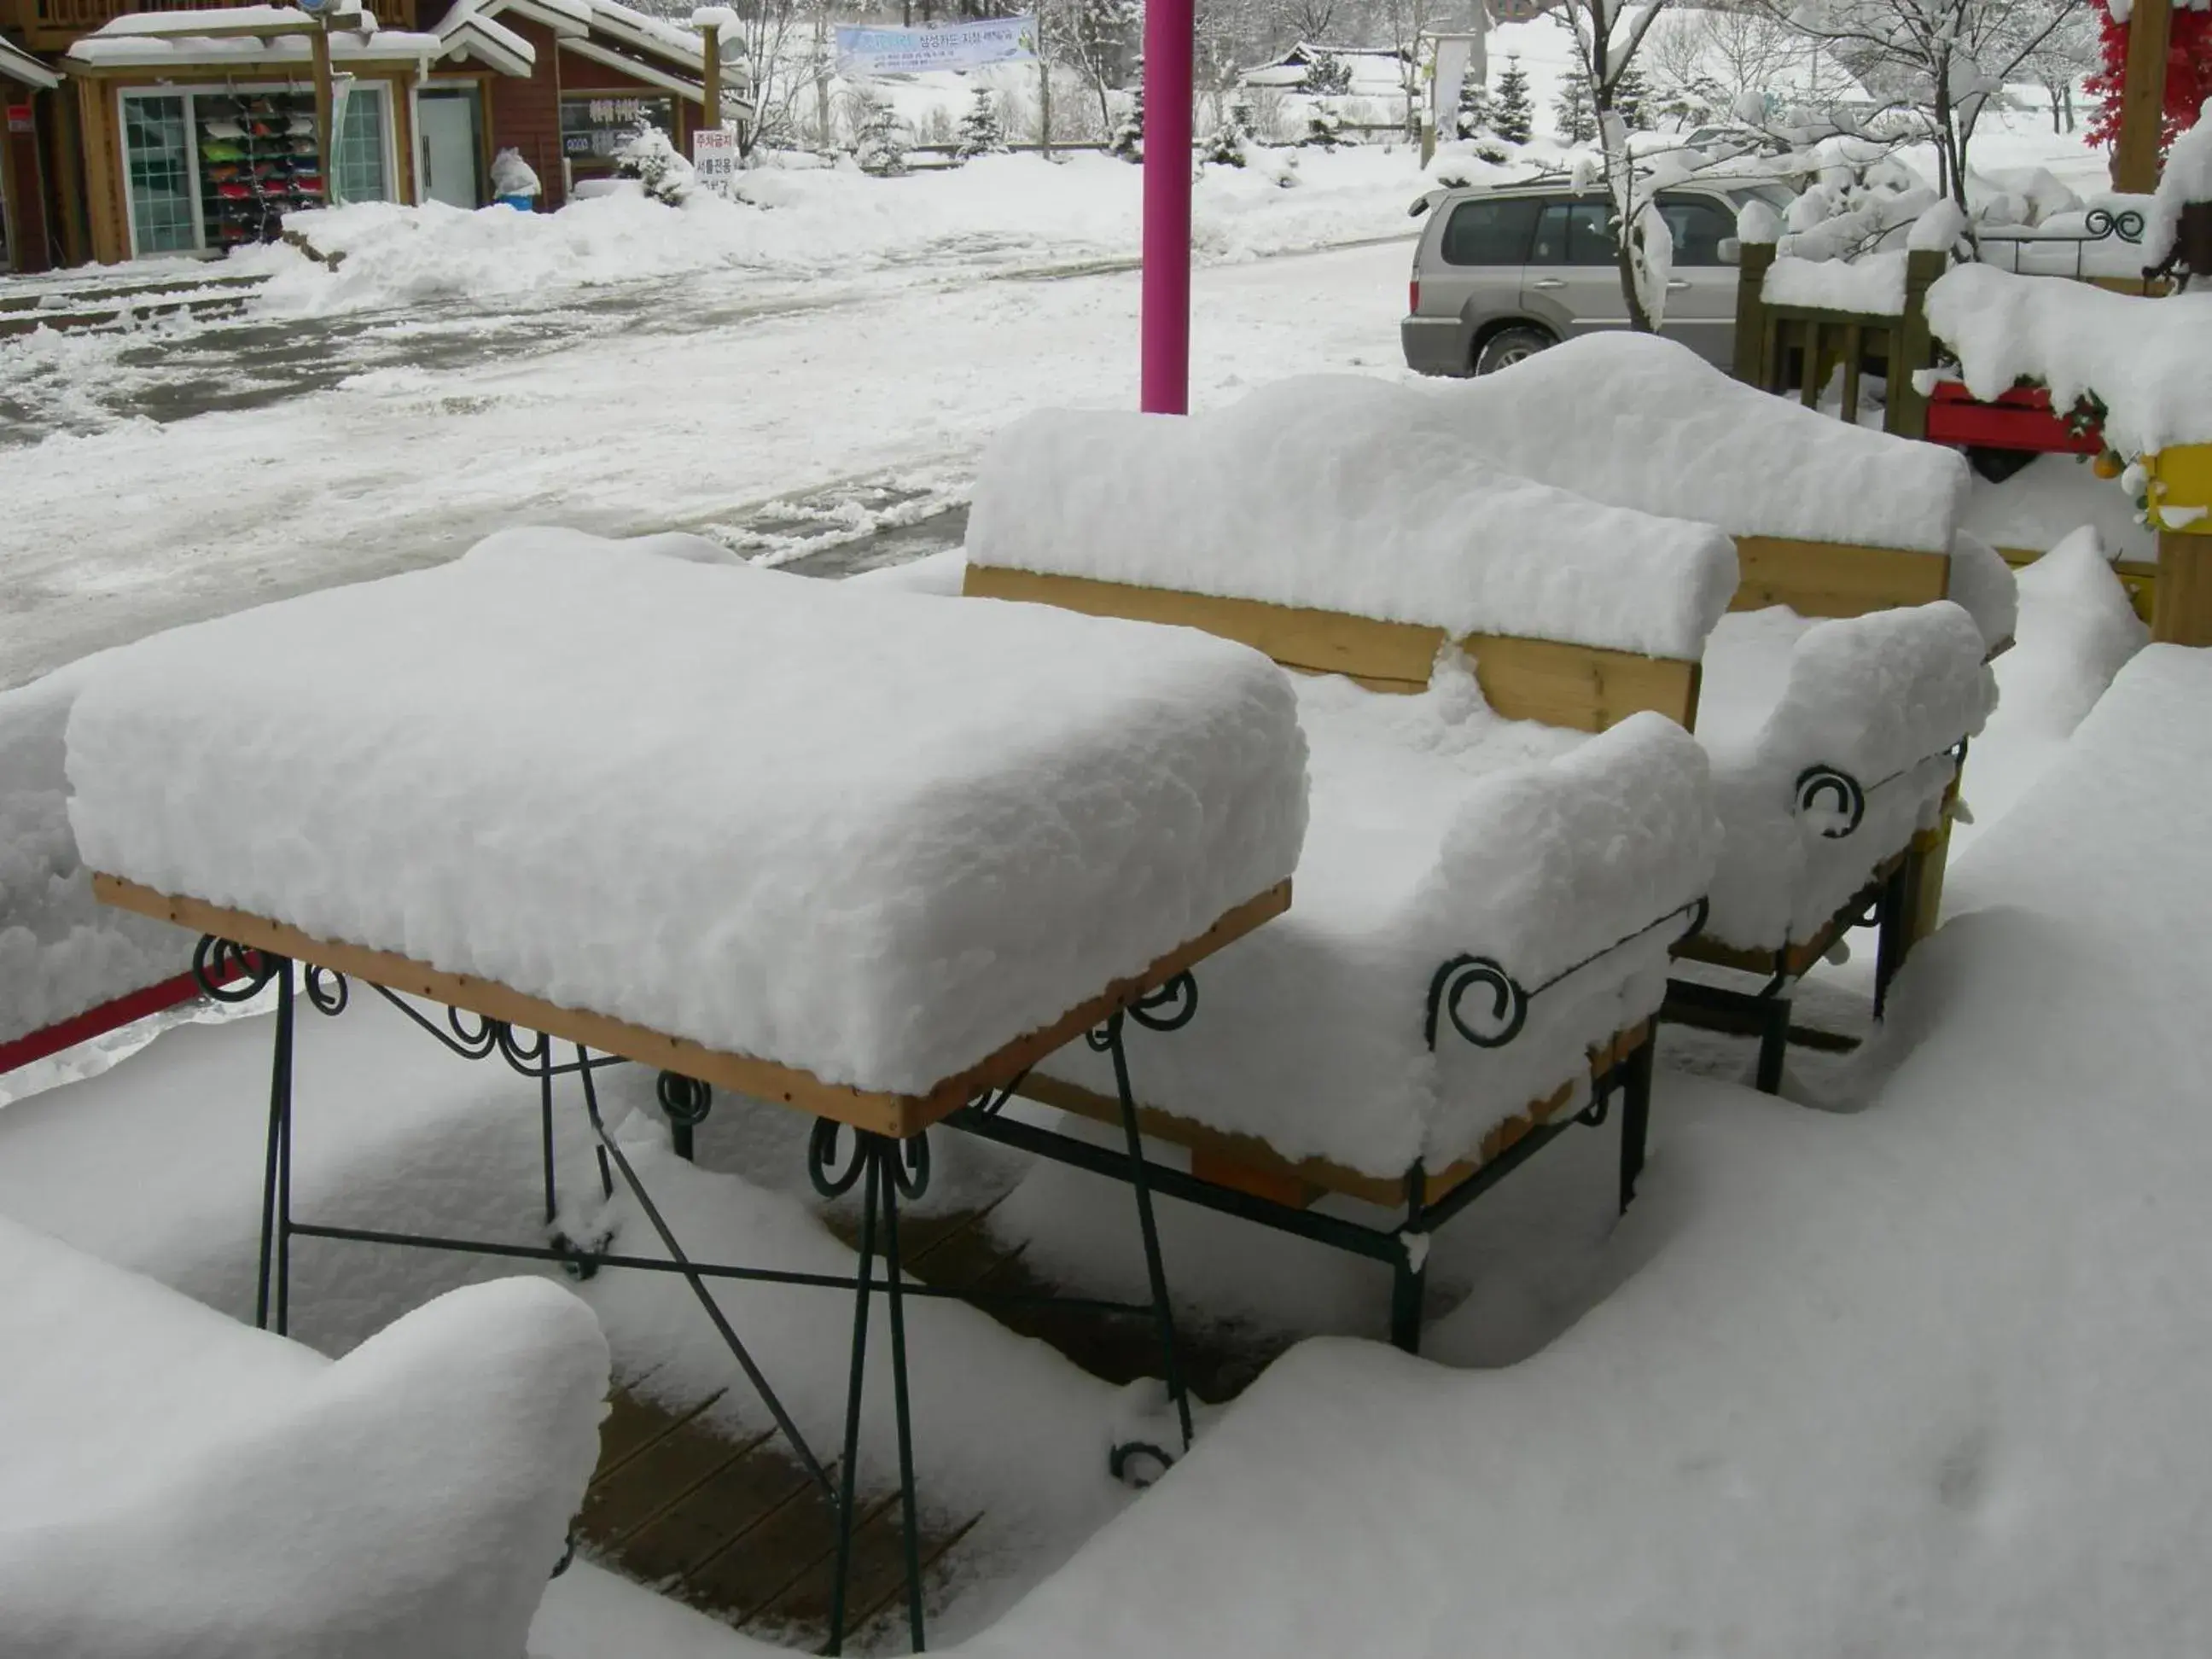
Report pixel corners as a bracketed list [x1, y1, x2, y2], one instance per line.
[121, 94, 200, 257]
[332, 84, 392, 205]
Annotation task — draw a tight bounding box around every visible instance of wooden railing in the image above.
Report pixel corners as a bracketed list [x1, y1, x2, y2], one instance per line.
[1732, 242, 1944, 439]
[3, 0, 412, 49]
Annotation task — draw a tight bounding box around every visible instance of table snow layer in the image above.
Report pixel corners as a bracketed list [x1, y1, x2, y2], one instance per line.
[966, 375, 1740, 661]
[1696, 599, 1994, 951]
[1037, 661, 1718, 1177]
[0, 1215, 606, 1659]
[941, 650, 2212, 1659]
[63, 532, 1309, 1097]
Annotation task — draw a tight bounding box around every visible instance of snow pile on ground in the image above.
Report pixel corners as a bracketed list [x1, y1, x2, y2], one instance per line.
[1762, 247, 1909, 313]
[951, 642, 2212, 1659]
[1696, 600, 1994, 950]
[969, 375, 1740, 660]
[64, 529, 1307, 1096]
[0, 658, 195, 1047]
[1951, 529, 2147, 848]
[0, 1216, 606, 1658]
[239, 148, 1422, 315]
[1039, 661, 1716, 1176]
[1927, 264, 2212, 456]
[1419, 334, 2016, 648]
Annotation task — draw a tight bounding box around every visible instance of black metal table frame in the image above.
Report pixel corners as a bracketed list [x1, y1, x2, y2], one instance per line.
[191, 934, 1202, 1656]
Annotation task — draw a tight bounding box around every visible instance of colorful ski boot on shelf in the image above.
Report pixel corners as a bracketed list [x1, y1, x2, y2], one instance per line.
[201, 139, 244, 162]
[216, 181, 253, 201]
[201, 116, 245, 139]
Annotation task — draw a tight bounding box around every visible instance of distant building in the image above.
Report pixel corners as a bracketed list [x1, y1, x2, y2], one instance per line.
[0, 0, 751, 271]
[1238, 42, 1412, 99]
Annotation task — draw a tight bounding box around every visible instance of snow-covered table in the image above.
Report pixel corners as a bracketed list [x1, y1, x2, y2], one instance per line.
[72, 536, 1307, 1653]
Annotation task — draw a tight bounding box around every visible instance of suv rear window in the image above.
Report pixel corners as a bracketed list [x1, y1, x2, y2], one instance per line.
[1657, 194, 1735, 265]
[1529, 199, 1617, 265]
[1440, 196, 1540, 266]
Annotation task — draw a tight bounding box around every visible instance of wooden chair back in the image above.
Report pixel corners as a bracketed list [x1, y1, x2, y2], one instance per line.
[963, 566, 1703, 735]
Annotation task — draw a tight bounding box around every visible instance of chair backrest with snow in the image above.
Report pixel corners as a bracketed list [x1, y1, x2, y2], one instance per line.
[963, 375, 1737, 735]
[1423, 332, 2016, 654]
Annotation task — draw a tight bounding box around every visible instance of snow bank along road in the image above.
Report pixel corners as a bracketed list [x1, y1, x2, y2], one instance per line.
[0, 238, 1414, 691]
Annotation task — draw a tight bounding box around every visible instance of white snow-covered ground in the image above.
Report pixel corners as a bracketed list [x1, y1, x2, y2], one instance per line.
[0, 218, 1424, 692]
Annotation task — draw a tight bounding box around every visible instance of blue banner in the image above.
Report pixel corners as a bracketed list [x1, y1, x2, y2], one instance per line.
[835, 17, 1037, 76]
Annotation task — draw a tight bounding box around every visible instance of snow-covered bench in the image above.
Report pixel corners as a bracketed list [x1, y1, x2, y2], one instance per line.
[963, 373, 1991, 1218]
[66, 533, 1308, 1648]
[1423, 334, 2005, 1080]
[958, 385, 1731, 1349]
[0, 1214, 607, 1659]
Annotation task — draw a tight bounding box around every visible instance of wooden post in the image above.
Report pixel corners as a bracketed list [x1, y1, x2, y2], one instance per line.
[1039, 15, 1052, 157]
[2151, 528, 2212, 645]
[700, 23, 720, 133]
[1887, 247, 1946, 440]
[1732, 237, 1773, 385]
[311, 16, 334, 188]
[2111, 0, 2171, 195]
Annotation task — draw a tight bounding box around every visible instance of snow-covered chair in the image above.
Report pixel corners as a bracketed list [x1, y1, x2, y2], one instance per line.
[0, 1214, 608, 1659]
[958, 381, 1730, 1351]
[1424, 333, 2005, 1083]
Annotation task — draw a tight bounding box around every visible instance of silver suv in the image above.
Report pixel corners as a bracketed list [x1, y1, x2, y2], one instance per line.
[1401, 182, 1778, 376]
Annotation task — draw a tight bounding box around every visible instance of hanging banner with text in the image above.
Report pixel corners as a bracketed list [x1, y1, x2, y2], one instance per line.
[834, 16, 1036, 76]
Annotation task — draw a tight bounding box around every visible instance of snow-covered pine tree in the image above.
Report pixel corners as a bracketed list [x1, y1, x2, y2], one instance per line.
[856, 96, 910, 175]
[1202, 114, 1249, 166]
[1611, 64, 1655, 132]
[1490, 55, 1534, 144]
[614, 120, 695, 204]
[1454, 71, 1490, 140]
[956, 84, 1010, 159]
[1301, 49, 1353, 97]
[1552, 69, 1597, 143]
[1109, 77, 1144, 161]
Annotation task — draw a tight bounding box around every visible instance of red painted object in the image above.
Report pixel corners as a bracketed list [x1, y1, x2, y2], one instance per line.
[0, 960, 248, 1078]
[1924, 381, 2103, 456]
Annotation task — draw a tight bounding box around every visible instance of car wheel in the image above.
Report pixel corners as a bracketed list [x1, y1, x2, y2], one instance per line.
[1475, 326, 1555, 375]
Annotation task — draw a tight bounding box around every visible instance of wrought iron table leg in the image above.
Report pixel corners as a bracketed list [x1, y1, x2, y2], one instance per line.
[257, 955, 295, 1335]
[880, 1141, 926, 1651]
[1103, 1010, 1194, 1449]
[826, 1144, 879, 1656]
[576, 1051, 830, 1498]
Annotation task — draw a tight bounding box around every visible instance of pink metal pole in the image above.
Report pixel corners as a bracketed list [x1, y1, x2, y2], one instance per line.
[1139, 0, 1194, 413]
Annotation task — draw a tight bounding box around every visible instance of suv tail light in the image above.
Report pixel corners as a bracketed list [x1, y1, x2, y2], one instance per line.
[1409, 279, 1421, 316]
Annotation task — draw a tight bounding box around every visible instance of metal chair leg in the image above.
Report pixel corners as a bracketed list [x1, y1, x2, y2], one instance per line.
[1618, 1029, 1656, 1213]
[1389, 1164, 1428, 1354]
[1873, 856, 1913, 1020]
[1755, 991, 1792, 1095]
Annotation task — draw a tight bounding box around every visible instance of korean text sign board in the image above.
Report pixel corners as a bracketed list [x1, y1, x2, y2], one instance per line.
[835, 17, 1036, 76]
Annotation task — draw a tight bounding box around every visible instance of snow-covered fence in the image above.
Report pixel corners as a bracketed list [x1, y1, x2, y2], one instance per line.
[1732, 228, 1946, 437]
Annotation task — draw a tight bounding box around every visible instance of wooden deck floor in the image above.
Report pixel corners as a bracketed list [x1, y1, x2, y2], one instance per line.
[575, 1194, 1289, 1652]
